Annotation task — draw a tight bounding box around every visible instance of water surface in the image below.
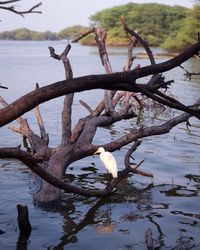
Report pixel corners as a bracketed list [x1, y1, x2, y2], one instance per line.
[0, 41, 200, 249]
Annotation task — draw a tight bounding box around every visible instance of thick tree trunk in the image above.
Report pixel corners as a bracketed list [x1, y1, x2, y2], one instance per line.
[33, 149, 72, 203]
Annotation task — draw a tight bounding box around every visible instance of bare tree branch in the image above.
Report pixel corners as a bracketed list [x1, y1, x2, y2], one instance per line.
[71, 85, 125, 143]
[102, 103, 200, 154]
[79, 100, 94, 114]
[123, 41, 137, 72]
[137, 84, 200, 119]
[124, 140, 153, 177]
[0, 0, 20, 4]
[0, 83, 8, 89]
[0, 95, 50, 157]
[0, 146, 41, 163]
[72, 27, 95, 43]
[121, 16, 155, 65]
[0, 1, 42, 17]
[49, 44, 73, 145]
[34, 83, 49, 142]
[122, 31, 143, 109]
[180, 65, 200, 80]
[94, 27, 114, 113]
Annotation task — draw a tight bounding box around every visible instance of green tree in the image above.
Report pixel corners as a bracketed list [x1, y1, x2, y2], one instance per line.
[162, 4, 200, 51]
[57, 25, 89, 40]
[44, 31, 57, 40]
[90, 3, 187, 46]
[14, 28, 31, 40]
[0, 28, 58, 41]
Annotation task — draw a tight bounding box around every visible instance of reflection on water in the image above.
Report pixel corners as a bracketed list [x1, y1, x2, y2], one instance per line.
[39, 180, 200, 249]
[0, 41, 200, 249]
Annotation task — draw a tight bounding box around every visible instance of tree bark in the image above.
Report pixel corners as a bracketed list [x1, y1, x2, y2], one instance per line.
[33, 150, 72, 203]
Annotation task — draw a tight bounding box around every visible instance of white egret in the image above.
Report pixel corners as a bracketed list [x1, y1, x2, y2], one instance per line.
[94, 147, 118, 178]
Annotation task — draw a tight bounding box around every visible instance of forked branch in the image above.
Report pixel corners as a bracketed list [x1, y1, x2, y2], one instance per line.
[0, 1, 42, 17]
[49, 44, 73, 145]
[180, 65, 200, 80]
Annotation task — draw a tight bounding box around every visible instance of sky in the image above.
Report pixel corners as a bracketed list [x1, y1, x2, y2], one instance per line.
[0, 0, 194, 32]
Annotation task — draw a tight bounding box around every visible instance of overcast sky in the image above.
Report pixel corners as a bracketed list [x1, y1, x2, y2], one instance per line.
[0, 0, 194, 32]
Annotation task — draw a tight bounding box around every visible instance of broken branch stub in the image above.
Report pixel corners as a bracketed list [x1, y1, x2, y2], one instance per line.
[17, 204, 32, 234]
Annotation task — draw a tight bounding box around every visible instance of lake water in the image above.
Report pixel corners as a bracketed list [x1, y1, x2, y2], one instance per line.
[0, 40, 200, 249]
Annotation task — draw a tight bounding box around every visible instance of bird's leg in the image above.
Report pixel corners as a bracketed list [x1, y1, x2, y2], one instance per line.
[106, 173, 113, 187]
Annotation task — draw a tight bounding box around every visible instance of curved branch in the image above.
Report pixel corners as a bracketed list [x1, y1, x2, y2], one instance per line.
[0, 146, 150, 197]
[0, 41, 200, 127]
[0, 146, 124, 197]
[137, 41, 200, 78]
[137, 84, 200, 119]
[121, 16, 155, 65]
[72, 28, 95, 43]
[124, 141, 152, 177]
[0, 146, 41, 163]
[100, 108, 199, 153]
[0, 1, 20, 4]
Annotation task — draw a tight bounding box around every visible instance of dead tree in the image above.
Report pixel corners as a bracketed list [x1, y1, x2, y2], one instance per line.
[0, 22, 200, 204]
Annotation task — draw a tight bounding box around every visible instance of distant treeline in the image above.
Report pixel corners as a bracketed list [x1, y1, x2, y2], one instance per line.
[0, 26, 88, 41]
[1, 3, 200, 51]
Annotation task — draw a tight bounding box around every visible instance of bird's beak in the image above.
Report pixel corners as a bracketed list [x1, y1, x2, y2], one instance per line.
[94, 149, 99, 155]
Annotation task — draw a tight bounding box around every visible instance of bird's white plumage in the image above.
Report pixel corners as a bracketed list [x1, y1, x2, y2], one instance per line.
[94, 147, 118, 178]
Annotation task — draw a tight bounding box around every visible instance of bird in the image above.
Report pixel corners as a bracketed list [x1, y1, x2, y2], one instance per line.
[94, 147, 118, 178]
